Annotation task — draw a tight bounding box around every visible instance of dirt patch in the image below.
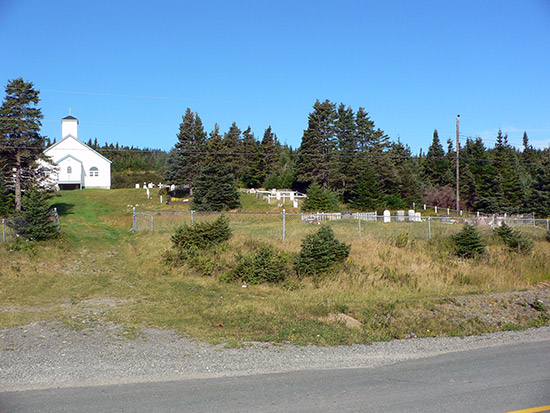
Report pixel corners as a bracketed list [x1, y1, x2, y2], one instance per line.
[318, 313, 362, 329]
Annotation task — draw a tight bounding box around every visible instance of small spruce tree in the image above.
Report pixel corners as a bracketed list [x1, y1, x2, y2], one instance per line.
[21, 188, 58, 240]
[495, 223, 534, 254]
[294, 225, 350, 278]
[453, 223, 485, 258]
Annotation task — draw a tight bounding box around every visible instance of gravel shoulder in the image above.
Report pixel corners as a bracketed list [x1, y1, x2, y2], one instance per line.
[1, 321, 549, 392]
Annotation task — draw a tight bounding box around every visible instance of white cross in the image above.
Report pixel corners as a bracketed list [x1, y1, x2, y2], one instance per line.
[68, 108, 72, 115]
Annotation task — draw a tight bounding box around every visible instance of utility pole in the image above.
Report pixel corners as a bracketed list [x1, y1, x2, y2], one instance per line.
[456, 115, 460, 215]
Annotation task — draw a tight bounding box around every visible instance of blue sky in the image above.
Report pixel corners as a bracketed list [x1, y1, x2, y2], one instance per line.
[1, 0, 549, 153]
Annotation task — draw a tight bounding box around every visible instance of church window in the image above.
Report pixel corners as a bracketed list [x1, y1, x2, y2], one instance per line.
[90, 166, 99, 177]
[67, 166, 72, 174]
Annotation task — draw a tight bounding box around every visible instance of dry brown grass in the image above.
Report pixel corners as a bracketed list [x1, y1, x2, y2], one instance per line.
[1, 188, 549, 344]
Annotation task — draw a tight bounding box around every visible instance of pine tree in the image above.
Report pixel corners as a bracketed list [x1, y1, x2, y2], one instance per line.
[191, 125, 241, 211]
[0, 78, 46, 211]
[222, 122, 243, 182]
[21, 188, 58, 240]
[164, 108, 206, 193]
[453, 223, 486, 258]
[333, 104, 356, 197]
[422, 130, 449, 187]
[302, 182, 339, 212]
[0, 176, 14, 217]
[295, 100, 337, 189]
[240, 127, 262, 188]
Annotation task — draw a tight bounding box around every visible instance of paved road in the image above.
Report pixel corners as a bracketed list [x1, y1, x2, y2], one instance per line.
[1, 340, 549, 412]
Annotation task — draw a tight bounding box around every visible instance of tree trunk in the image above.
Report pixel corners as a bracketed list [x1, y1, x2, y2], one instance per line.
[15, 152, 22, 211]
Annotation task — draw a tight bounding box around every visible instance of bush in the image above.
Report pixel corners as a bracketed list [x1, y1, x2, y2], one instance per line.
[453, 223, 485, 259]
[227, 245, 290, 284]
[495, 223, 534, 254]
[302, 182, 340, 212]
[171, 215, 231, 250]
[294, 225, 351, 278]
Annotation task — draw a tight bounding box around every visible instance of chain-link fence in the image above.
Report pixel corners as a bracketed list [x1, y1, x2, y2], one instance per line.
[1, 208, 60, 242]
[132, 208, 550, 243]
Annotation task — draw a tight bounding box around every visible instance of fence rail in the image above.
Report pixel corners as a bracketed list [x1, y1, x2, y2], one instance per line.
[132, 209, 550, 242]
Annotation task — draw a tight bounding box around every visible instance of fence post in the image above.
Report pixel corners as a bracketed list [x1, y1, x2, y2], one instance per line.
[547, 219, 549, 233]
[428, 217, 431, 240]
[2, 219, 5, 242]
[282, 209, 286, 242]
[151, 215, 154, 233]
[358, 216, 362, 240]
[191, 210, 195, 223]
[53, 207, 60, 231]
[133, 207, 136, 233]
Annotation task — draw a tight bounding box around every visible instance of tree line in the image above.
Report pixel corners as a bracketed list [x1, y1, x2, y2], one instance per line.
[165, 100, 550, 216]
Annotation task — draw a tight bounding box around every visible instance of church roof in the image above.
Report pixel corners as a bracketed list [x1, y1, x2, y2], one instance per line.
[44, 135, 112, 164]
[62, 115, 78, 120]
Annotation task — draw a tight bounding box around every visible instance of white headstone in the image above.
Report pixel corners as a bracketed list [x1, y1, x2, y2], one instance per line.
[435, 206, 438, 214]
[170, 184, 176, 192]
[415, 212, 421, 222]
[135, 184, 140, 189]
[408, 209, 415, 222]
[396, 210, 405, 222]
[276, 191, 281, 200]
[293, 199, 298, 208]
[146, 188, 150, 199]
[383, 210, 391, 223]
[290, 192, 294, 201]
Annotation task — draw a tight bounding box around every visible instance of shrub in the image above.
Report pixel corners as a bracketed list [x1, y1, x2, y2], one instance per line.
[227, 245, 290, 284]
[171, 215, 231, 250]
[294, 225, 351, 278]
[495, 223, 534, 254]
[452, 223, 485, 259]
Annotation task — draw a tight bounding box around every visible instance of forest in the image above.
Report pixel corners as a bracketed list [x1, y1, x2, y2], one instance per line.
[162, 100, 550, 216]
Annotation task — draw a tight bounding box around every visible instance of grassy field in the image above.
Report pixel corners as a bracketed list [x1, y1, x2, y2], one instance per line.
[1, 188, 549, 345]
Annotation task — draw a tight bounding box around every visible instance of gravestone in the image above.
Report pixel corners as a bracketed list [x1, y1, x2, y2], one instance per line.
[135, 184, 140, 189]
[396, 210, 405, 222]
[408, 209, 415, 222]
[383, 210, 391, 223]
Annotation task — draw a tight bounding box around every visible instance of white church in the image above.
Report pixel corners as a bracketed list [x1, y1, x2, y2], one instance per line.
[42, 114, 112, 190]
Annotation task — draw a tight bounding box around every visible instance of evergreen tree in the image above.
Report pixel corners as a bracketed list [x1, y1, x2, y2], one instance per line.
[192, 125, 241, 211]
[527, 151, 550, 217]
[222, 122, 243, 181]
[21, 188, 58, 240]
[258, 126, 281, 184]
[295, 100, 337, 189]
[302, 182, 339, 212]
[164, 108, 206, 193]
[0, 176, 14, 217]
[422, 130, 449, 187]
[0, 78, 46, 211]
[453, 223, 486, 258]
[240, 127, 262, 188]
[333, 104, 356, 197]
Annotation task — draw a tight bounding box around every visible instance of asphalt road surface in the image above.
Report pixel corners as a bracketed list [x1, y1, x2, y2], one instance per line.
[1, 340, 549, 413]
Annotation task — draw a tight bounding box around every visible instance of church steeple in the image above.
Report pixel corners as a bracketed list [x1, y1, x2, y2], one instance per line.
[61, 110, 79, 139]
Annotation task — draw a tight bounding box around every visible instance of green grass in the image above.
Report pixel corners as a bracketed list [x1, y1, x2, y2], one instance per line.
[1, 188, 549, 345]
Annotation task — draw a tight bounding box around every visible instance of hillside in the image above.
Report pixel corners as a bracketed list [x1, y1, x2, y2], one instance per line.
[1, 188, 549, 345]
